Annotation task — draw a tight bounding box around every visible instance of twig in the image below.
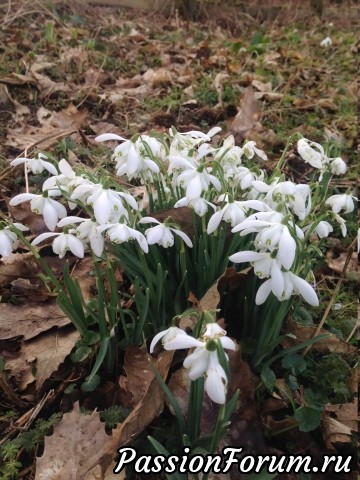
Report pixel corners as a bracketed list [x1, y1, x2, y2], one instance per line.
[302, 236, 357, 356]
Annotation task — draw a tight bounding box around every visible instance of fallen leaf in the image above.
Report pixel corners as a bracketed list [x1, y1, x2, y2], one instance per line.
[326, 250, 358, 277]
[143, 68, 172, 88]
[0, 302, 71, 341]
[228, 86, 261, 142]
[35, 403, 111, 480]
[37, 103, 88, 130]
[282, 317, 357, 355]
[5, 326, 79, 390]
[321, 414, 354, 449]
[119, 344, 157, 406]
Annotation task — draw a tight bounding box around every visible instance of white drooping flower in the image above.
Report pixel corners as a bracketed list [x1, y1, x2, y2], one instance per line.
[303, 220, 333, 239]
[214, 135, 243, 169]
[57, 216, 105, 257]
[176, 165, 221, 200]
[0, 223, 29, 257]
[150, 320, 236, 404]
[232, 211, 303, 270]
[96, 133, 164, 181]
[242, 141, 267, 161]
[174, 196, 215, 217]
[330, 157, 347, 175]
[9, 192, 67, 231]
[229, 250, 319, 306]
[252, 180, 311, 220]
[139, 217, 193, 248]
[97, 222, 148, 253]
[207, 198, 267, 234]
[10, 153, 58, 176]
[42, 159, 87, 197]
[325, 193, 355, 214]
[70, 183, 138, 225]
[32, 231, 85, 259]
[234, 166, 263, 190]
[297, 138, 325, 169]
[320, 36, 332, 47]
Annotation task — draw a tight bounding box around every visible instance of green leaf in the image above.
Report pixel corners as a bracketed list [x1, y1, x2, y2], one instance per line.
[261, 365, 276, 391]
[304, 388, 328, 411]
[294, 406, 322, 432]
[147, 436, 187, 480]
[70, 346, 92, 363]
[282, 354, 307, 375]
[81, 373, 101, 392]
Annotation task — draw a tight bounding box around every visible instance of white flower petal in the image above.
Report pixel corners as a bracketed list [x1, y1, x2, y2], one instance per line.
[95, 133, 127, 142]
[289, 273, 319, 306]
[255, 279, 273, 305]
[229, 251, 264, 264]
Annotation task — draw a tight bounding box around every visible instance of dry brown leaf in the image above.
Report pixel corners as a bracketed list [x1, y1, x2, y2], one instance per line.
[35, 403, 111, 480]
[325, 402, 358, 432]
[282, 317, 357, 355]
[5, 326, 79, 390]
[0, 302, 71, 341]
[228, 86, 260, 141]
[143, 68, 172, 88]
[8, 202, 47, 235]
[36, 350, 173, 479]
[326, 250, 358, 276]
[252, 80, 272, 92]
[321, 414, 354, 449]
[37, 104, 88, 130]
[198, 281, 220, 312]
[30, 61, 70, 97]
[5, 123, 78, 151]
[119, 344, 157, 406]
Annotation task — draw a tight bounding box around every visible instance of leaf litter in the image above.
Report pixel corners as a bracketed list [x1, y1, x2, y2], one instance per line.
[0, 1, 358, 479]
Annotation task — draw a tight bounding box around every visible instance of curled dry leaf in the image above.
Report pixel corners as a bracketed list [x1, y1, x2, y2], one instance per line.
[0, 302, 71, 341]
[5, 326, 79, 391]
[321, 414, 354, 449]
[36, 349, 173, 479]
[228, 85, 261, 142]
[282, 317, 357, 355]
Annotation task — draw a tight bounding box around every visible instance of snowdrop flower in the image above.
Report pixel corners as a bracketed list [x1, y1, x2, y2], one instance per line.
[57, 216, 104, 257]
[150, 320, 236, 404]
[297, 138, 325, 169]
[42, 159, 87, 196]
[32, 231, 85, 259]
[207, 198, 267, 234]
[214, 135, 243, 167]
[70, 184, 138, 225]
[330, 157, 347, 175]
[97, 222, 148, 253]
[320, 36, 332, 47]
[242, 141, 267, 161]
[175, 196, 215, 217]
[96, 133, 164, 181]
[256, 270, 319, 306]
[332, 212, 347, 237]
[176, 167, 221, 200]
[229, 250, 319, 306]
[303, 220, 333, 239]
[9, 192, 67, 231]
[10, 153, 58, 176]
[150, 326, 200, 353]
[325, 193, 355, 214]
[0, 223, 29, 257]
[139, 217, 193, 248]
[233, 211, 304, 268]
[233, 166, 263, 190]
[252, 180, 311, 220]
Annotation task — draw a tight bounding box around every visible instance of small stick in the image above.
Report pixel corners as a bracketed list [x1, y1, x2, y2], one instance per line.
[302, 236, 357, 356]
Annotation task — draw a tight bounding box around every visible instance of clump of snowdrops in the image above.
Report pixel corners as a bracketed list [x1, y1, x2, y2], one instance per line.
[1, 127, 355, 412]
